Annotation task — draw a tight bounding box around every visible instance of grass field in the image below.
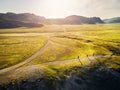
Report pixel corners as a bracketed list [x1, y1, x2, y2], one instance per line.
[0, 33, 48, 69]
[0, 24, 120, 70]
[0, 24, 120, 89]
[31, 24, 120, 64]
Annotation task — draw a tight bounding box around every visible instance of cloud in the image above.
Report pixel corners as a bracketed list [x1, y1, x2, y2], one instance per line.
[80, 0, 120, 18]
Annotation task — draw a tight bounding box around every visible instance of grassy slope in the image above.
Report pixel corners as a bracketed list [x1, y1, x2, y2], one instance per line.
[0, 56, 120, 90]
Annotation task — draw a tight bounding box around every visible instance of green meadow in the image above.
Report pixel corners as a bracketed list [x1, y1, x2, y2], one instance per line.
[31, 24, 120, 64]
[0, 32, 48, 69]
[0, 24, 120, 70]
[0, 24, 120, 88]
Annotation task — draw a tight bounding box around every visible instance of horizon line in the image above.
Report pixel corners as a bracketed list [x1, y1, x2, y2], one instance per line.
[0, 12, 120, 20]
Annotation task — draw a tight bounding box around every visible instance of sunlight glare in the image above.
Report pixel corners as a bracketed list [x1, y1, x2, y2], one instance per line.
[42, 0, 75, 18]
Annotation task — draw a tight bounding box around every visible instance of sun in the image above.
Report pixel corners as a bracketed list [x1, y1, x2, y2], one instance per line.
[41, 0, 74, 18]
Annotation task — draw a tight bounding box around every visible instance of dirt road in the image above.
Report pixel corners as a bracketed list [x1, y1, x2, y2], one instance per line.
[0, 36, 51, 75]
[0, 26, 67, 75]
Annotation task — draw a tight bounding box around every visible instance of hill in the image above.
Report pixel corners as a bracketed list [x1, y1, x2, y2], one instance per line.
[104, 17, 120, 23]
[65, 15, 104, 24]
[46, 15, 104, 24]
[0, 12, 44, 28]
[0, 12, 45, 23]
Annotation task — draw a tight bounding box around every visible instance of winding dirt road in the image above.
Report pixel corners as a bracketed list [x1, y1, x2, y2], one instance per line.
[0, 35, 111, 76]
[0, 26, 112, 76]
[0, 36, 51, 75]
[0, 26, 66, 76]
[43, 55, 111, 65]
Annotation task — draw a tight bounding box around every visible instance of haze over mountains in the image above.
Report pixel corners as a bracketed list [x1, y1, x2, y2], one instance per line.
[104, 17, 120, 23]
[0, 12, 119, 28]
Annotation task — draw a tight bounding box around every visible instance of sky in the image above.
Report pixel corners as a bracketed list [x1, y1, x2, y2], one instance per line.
[0, 0, 120, 19]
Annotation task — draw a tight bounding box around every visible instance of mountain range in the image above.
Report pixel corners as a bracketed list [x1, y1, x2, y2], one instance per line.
[46, 15, 104, 24]
[0, 12, 119, 28]
[103, 17, 120, 23]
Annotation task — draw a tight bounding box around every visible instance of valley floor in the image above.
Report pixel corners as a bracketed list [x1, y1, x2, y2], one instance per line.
[0, 24, 120, 90]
